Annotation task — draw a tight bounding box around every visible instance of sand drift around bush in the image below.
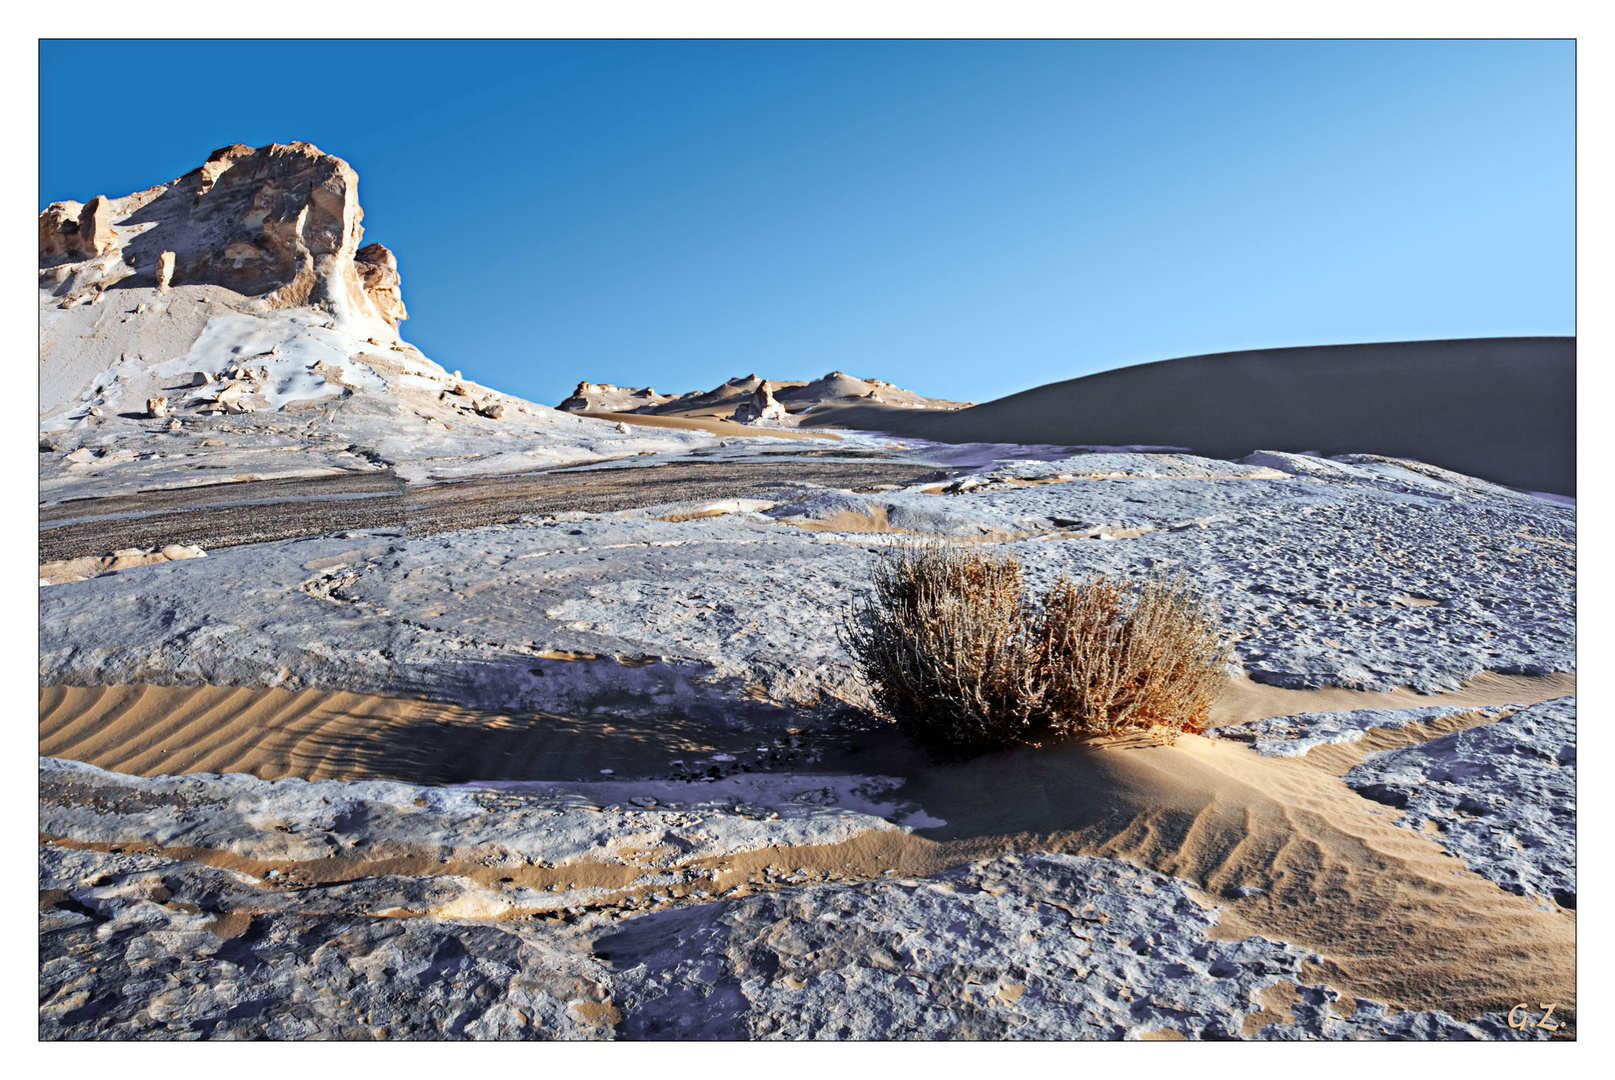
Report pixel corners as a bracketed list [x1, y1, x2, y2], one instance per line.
[843, 543, 1233, 754]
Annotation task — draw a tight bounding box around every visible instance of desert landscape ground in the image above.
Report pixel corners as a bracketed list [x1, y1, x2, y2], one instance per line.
[38, 142, 1574, 1041]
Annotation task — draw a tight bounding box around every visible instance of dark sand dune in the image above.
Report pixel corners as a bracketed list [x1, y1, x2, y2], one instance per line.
[804, 337, 1575, 495]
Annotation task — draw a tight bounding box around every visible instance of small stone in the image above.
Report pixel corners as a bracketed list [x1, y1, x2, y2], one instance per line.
[159, 544, 205, 561]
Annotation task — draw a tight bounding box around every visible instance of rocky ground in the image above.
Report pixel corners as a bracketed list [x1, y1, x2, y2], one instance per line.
[39, 440, 1578, 1040]
[39, 759, 1556, 1041]
[40, 447, 1574, 718]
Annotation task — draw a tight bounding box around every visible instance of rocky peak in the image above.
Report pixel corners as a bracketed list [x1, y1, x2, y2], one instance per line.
[39, 141, 408, 330]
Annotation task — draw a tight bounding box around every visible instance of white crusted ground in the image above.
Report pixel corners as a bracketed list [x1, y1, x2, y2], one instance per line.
[39, 448, 1575, 723]
[39, 762, 1551, 1041]
[40, 283, 719, 503]
[1344, 697, 1576, 908]
[601, 853, 1544, 1041]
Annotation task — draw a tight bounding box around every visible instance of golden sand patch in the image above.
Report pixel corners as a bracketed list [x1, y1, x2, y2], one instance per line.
[574, 411, 838, 441]
[38, 684, 754, 784]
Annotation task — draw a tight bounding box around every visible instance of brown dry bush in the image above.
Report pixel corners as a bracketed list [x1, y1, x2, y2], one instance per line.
[841, 541, 1045, 752]
[843, 543, 1231, 754]
[1037, 570, 1232, 741]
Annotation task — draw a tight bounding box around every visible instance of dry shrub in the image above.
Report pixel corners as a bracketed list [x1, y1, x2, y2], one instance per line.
[1038, 570, 1232, 741]
[843, 543, 1231, 754]
[841, 541, 1044, 752]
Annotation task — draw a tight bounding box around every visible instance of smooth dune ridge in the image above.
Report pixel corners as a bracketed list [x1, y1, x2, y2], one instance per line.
[805, 337, 1575, 495]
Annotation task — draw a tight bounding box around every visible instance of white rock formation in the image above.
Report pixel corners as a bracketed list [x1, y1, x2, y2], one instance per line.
[558, 381, 683, 413]
[38, 142, 719, 495]
[731, 384, 788, 424]
[559, 371, 972, 425]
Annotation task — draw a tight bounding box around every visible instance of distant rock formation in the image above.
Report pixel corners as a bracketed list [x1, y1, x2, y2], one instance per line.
[39, 141, 409, 329]
[558, 381, 682, 413]
[731, 384, 788, 424]
[556, 371, 971, 427]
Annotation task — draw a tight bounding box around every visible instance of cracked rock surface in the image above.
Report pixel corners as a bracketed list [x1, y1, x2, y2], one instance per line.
[39, 838, 1547, 1041]
[39, 449, 1574, 719]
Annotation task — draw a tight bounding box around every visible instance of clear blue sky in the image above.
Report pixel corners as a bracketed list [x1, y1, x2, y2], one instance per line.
[39, 39, 1573, 407]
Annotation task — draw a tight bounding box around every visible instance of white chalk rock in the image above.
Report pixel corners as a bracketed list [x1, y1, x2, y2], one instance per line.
[159, 544, 206, 561]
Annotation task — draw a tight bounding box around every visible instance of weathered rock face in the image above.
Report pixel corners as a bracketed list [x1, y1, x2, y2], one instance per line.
[355, 242, 408, 327]
[38, 203, 82, 261]
[732, 384, 788, 424]
[38, 141, 407, 330]
[38, 197, 116, 262]
[77, 196, 116, 257]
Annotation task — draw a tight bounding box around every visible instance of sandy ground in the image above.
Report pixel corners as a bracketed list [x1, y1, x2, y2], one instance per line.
[1207, 670, 1575, 729]
[42, 672, 1571, 787]
[39, 684, 775, 784]
[575, 411, 840, 441]
[38, 670, 1576, 1031]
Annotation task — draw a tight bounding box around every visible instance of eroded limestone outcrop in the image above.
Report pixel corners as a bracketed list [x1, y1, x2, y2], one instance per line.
[38, 142, 408, 329]
[732, 384, 788, 424]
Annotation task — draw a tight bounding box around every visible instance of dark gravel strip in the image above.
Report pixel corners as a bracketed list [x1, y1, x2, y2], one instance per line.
[38, 459, 951, 563]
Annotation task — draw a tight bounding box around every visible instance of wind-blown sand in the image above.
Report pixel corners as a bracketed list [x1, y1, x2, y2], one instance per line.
[40, 672, 1571, 786]
[799, 338, 1576, 495]
[39, 672, 1576, 1031]
[38, 684, 773, 785]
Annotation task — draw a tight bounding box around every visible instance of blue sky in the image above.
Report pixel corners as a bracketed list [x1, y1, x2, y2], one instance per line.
[39, 39, 1573, 406]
